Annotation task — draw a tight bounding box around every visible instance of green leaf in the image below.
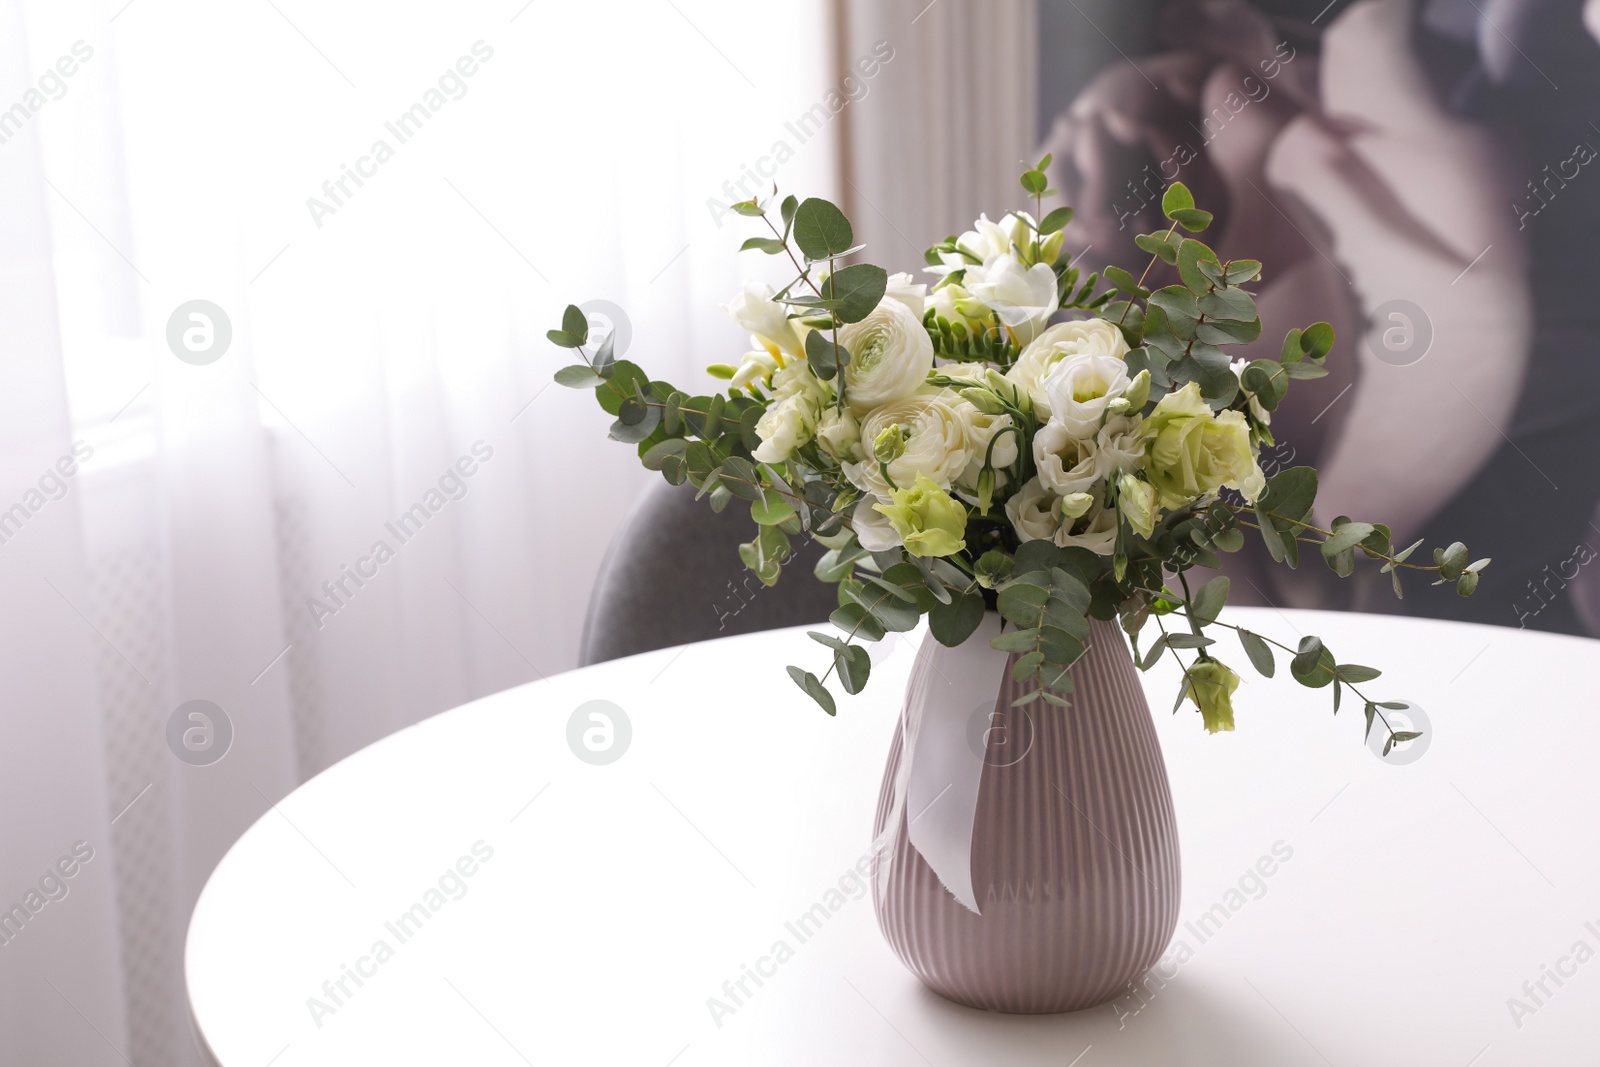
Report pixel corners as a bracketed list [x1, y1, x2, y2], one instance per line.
[1020, 169, 1047, 195]
[813, 544, 866, 584]
[1169, 208, 1213, 232]
[1190, 576, 1229, 625]
[791, 198, 854, 261]
[1165, 633, 1215, 649]
[740, 236, 788, 255]
[1437, 542, 1469, 580]
[1177, 239, 1222, 294]
[781, 194, 799, 230]
[554, 364, 604, 389]
[640, 437, 687, 472]
[751, 490, 795, 526]
[1260, 466, 1319, 522]
[1040, 206, 1075, 234]
[806, 329, 844, 380]
[1138, 633, 1169, 670]
[1238, 629, 1274, 677]
[562, 304, 589, 344]
[1161, 182, 1195, 217]
[1225, 259, 1262, 284]
[596, 361, 648, 416]
[929, 592, 985, 647]
[1197, 287, 1257, 322]
[1322, 521, 1376, 558]
[826, 263, 888, 325]
[1105, 265, 1148, 299]
[830, 602, 886, 643]
[1290, 636, 1336, 688]
[1134, 230, 1181, 264]
[787, 666, 836, 715]
[991, 628, 1041, 654]
[1336, 664, 1382, 683]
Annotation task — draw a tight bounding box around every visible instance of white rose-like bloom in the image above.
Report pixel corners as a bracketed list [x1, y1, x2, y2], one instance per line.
[841, 389, 973, 501]
[1042, 352, 1132, 439]
[965, 253, 1057, 345]
[1033, 419, 1109, 496]
[1007, 318, 1131, 417]
[1096, 414, 1145, 475]
[815, 406, 861, 463]
[838, 297, 935, 414]
[1056, 497, 1118, 555]
[852, 496, 903, 551]
[884, 272, 927, 319]
[1005, 476, 1061, 542]
[723, 281, 804, 357]
[752, 362, 828, 464]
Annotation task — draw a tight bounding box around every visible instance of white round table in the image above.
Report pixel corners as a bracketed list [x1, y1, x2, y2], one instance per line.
[186, 608, 1600, 1065]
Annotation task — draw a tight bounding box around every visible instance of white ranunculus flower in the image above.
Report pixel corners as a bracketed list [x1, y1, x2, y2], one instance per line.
[1096, 414, 1145, 475]
[751, 362, 828, 464]
[852, 496, 903, 551]
[1043, 352, 1132, 439]
[884, 272, 927, 319]
[838, 297, 935, 414]
[723, 281, 804, 357]
[1033, 419, 1109, 496]
[815, 405, 861, 462]
[729, 347, 780, 391]
[1007, 318, 1131, 418]
[1005, 476, 1061, 542]
[841, 389, 973, 501]
[965, 253, 1057, 345]
[1056, 496, 1119, 555]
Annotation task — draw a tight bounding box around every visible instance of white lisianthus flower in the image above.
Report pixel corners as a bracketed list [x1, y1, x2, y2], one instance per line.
[965, 253, 1058, 345]
[1096, 414, 1146, 475]
[1042, 352, 1133, 439]
[1055, 496, 1119, 555]
[729, 347, 780, 391]
[838, 298, 935, 414]
[852, 496, 904, 551]
[815, 405, 861, 462]
[1007, 318, 1131, 417]
[723, 281, 804, 358]
[751, 362, 829, 464]
[1005, 476, 1061, 542]
[884, 272, 927, 318]
[1033, 419, 1109, 496]
[841, 389, 973, 501]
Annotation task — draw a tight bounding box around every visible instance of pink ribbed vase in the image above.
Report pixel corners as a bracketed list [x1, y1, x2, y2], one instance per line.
[871, 615, 1180, 1013]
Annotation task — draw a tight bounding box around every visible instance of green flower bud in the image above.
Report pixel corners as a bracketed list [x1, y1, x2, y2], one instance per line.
[1059, 492, 1095, 521]
[1121, 368, 1151, 412]
[872, 423, 908, 465]
[1040, 230, 1066, 264]
[958, 387, 1007, 415]
[1118, 473, 1158, 539]
[1184, 658, 1240, 734]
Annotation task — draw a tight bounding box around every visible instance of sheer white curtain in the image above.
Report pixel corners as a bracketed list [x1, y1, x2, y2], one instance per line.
[0, 0, 835, 1063]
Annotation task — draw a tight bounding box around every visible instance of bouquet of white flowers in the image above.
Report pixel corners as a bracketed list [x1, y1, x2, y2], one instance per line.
[550, 160, 1487, 753]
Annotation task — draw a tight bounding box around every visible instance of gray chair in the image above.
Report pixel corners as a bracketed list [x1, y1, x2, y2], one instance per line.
[578, 478, 841, 665]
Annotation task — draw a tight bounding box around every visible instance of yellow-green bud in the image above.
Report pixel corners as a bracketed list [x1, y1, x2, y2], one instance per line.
[872, 423, 908, 464]
[1184, 658, 1240, 733]
[1040, 230, 1066, 264]
[959, 387, 1007, 415]
[1059, 492, 1095, 521]
[1122, 368, 1151, 412]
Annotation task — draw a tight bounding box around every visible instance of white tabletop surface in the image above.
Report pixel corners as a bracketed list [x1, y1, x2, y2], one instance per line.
[186, 607, 1600, 1066]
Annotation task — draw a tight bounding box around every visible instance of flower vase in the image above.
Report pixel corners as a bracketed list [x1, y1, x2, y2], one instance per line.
[871, 613, 1180, 1013]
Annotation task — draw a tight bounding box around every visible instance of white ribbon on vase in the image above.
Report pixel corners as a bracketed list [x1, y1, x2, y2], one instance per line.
[872, 613, 1012, 915]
